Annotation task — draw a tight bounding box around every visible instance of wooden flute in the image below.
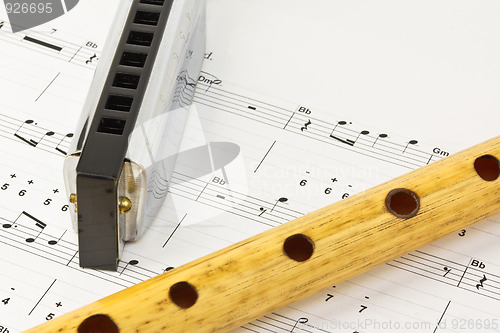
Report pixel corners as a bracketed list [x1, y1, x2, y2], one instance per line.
[26, 135, 500, 332]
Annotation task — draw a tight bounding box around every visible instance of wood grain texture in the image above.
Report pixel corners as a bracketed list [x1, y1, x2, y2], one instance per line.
[26, 136, 500, 333]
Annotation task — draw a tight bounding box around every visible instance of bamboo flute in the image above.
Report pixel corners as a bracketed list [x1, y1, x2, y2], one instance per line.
[26, 135, 500, 332]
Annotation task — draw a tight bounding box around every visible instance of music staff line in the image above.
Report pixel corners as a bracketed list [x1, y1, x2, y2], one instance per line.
[170, 171, 500, 303]
[2, 73, 444, 171]
[0, 19, 99, 69]
[169, 171, 306, 228]
[194, 83, 291, 127]
[1, 180, 499, 333]
[171, 170, 500, 304]
[0, 113, 73, 156]
[1, 170, 498, 301]
[170, 169, 499, 271]
[388, 250, 500, 302]
[195, 81, 442, 169]
[0, 220, 139, 287]
[1, 111, 497, 302]
[286, 116, 442, 169]
[194, 81, 447, 170]
[0, 165, 320, 288]
[0, 211, 159, 288]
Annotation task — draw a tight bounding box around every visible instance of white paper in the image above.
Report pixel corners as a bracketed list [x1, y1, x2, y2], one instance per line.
[0, 1, 499, 332]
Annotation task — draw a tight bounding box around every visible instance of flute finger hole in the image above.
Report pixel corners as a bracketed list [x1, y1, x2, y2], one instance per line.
[169, 281, 198, 309]
[386, 188, 420, 219]
[78, 314, 119, 333]
[474, 155, 500, 181]
[283, 234, 314, 262]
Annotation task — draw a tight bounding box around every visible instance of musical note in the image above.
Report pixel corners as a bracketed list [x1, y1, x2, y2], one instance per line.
[85, 53, 98, 64]
[0, 21, 4, 29]
[330, 121, 355, 146]
[329, 121, 370, 146]
[120, 259, 140, 276]
[259, 207, 267, 216]
[372, 133, 388, 147]
[48, 230, 66, 246]
[55, 133, 74, 155]
[22, 211, 47, 243]
[301, 119, 311, 132]
[443, 266, 451, 277]
[14, 120, 37, 146]
[289, 317, 308, 332]
[271, 197, 288, 212]
[32, 131, 55, 147]
[352, 130, 370, 144]
[476, 274, 487, 290]
[402, 140, 418, 153]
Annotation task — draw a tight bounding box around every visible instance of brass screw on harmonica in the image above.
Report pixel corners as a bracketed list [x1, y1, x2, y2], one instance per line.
[69, 193, 77, 213]
[118, 196, 132, 214]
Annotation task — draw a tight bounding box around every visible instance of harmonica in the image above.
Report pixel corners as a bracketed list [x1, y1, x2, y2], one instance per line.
[31, 135, 500, 332]
[62, 0, 206, 270]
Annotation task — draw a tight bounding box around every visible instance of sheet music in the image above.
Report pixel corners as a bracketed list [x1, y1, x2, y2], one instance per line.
[0, 1, 499, 332]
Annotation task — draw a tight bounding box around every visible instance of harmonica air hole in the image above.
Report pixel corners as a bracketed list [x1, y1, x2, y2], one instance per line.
[105, 95, 133, 112]
[77, 314, 119, 333]
[140, 0, 165, 5]
[134, 10, 161, 26]
[169, 281, 198, 309]
[112, 72, 141, 89]
[385, 188, 420, 219]
[283, 234, 314, 262]
[474, 155, 500, 181]
[97, 118, 126, 135]
[127, 30, 154, 46]
[120, 51, 148, 68]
